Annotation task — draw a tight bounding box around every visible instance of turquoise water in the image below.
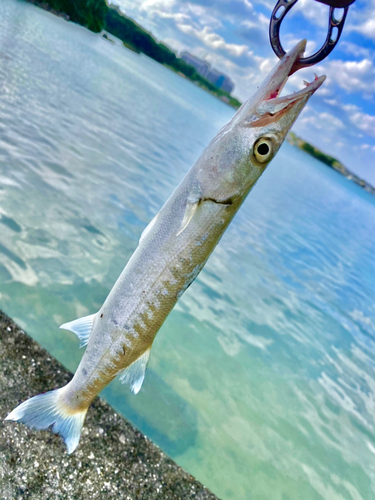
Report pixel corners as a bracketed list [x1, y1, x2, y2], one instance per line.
[1, 1, 375, 499]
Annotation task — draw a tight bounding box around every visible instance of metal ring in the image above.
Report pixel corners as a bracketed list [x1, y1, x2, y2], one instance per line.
[269, 0, 349, 73]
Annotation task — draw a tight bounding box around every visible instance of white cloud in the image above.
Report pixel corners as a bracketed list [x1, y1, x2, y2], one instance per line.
[352, 19, 375, 39]
[163, 36, 188, 54]
[316, 58, 375, 97]
[339, 41, 372, 59]
[278, 34, 317, 56]
[322, 101, 375, 141]
[324, 98, 340, 106]
[183, 0, 255, 22]
[240, 13, 268, 32]
[177, 24, 250, 57]
[319, 112, 345, 129]
[155, 10, 190, 24]
[286, 0, 329, 28]
[342, 103, 359, 113]
[140, 0, 175, 9]
[298, 110, 345, 131]
[346, 0, 375, 41]
[186, 4, 223, 29]
[350, 110, 375, 138]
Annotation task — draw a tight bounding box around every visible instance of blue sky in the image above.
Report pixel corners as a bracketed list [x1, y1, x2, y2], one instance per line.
[110, 0, 375, 184]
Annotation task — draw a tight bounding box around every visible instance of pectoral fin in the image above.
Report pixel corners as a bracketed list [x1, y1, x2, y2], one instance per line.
[118, 348, 151, 394]
[177, 199, 200, 236]
[60, 313, 96, 348]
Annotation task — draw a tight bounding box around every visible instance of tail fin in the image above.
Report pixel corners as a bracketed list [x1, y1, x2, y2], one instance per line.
[5, 388, 87, 454]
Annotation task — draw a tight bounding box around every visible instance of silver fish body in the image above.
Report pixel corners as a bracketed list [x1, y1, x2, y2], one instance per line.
[6, 40, 325, 453]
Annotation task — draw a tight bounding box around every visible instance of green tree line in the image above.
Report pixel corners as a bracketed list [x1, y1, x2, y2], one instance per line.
[35, 0, 109, 32]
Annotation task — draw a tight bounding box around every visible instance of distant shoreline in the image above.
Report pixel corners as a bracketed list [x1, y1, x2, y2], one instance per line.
[287, 132, 375, 196]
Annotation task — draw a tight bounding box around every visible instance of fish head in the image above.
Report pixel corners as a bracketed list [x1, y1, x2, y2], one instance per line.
[198, 40, 326, 201]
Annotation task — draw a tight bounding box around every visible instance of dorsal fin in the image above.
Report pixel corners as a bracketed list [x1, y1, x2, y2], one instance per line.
[60, 314, 96, 348]
[118, 348, 151, 394]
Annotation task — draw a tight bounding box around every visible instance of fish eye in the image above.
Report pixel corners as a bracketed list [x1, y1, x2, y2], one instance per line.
[253, 138, 273, 164]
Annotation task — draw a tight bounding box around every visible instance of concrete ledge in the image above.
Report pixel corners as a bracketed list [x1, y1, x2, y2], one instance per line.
[0, 310, 218, 499]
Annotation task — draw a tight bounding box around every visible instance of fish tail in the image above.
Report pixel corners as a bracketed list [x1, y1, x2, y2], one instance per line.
[5, 386, 87, 454]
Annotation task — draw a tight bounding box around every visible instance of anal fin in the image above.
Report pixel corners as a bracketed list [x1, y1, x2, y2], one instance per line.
[118, 348, 151, 394]
[60, 313, 96, 348]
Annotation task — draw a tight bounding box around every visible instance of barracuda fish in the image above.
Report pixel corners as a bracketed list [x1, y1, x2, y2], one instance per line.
[6, 40, 325, 453]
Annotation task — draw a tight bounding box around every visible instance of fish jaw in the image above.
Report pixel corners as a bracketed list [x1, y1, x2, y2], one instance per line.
[233, 39, 326, 130]
[196, 41, 326, 203]
[256, 39, 308, 102]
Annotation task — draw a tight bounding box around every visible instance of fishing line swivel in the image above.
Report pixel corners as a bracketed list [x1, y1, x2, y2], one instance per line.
[269, 0, 356, 73]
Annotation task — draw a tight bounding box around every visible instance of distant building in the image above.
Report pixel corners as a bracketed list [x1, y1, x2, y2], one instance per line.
[181, 52, 234, 94]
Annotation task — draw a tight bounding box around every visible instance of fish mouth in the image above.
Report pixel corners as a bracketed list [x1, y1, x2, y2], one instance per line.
[260, 40, 326, 105]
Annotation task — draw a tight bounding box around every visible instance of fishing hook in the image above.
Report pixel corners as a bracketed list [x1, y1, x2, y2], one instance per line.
[269, 0, 354, 73]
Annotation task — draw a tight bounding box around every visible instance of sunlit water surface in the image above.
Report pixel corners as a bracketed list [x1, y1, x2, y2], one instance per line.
[1, 1, 375, 499]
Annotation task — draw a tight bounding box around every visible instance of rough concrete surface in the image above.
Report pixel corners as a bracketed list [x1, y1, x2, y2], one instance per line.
[0, 310, 219, 500]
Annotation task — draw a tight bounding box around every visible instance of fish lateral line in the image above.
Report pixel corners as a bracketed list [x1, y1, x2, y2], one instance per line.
[201, 196, 234, 206]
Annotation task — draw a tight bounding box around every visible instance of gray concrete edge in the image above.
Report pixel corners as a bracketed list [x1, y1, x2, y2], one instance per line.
[0, 310, 219, 500]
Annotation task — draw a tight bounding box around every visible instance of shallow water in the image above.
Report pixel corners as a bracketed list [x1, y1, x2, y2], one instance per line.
[1, 1, 375, 499]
